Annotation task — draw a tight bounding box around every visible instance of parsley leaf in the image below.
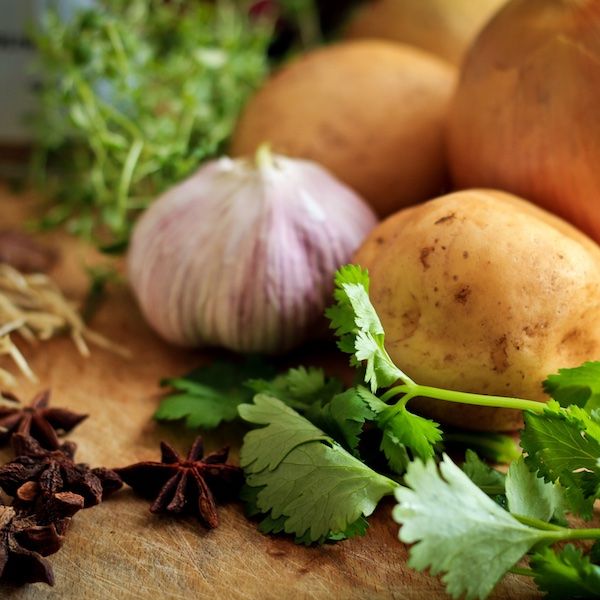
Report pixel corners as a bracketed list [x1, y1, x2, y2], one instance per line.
[326, 265, 410, 392]
[154, 357, 275, 429]
[505, 457, 564, 523]
[393, 454, 555, 600]
[239, 395, 397, 543]
[461, 450, 506, 497]
[531, 545, 600, 599]
[544, 362, 600, 412]
[522, 401, 600, 518]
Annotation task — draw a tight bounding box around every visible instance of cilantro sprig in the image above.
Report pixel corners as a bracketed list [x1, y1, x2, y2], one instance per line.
[239, 395, 397, 543]
[393, 454, 600, 600]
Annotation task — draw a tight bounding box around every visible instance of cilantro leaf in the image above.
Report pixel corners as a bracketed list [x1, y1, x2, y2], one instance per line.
[326, 265, 409, 392]
[238, 395, 330, 472]
[367, 395, 442, 474]
[505, 457, 564, 523]
[544, 362, 600, 412]
[247, 366, 342, 410]
[155, 357, 275, 429]
[444, 431, 521, 464]
[462, 450, 506, 497]
[242, 484, 369, 545]
[239, 395, 397, 543]
[305, 386, 375, 453]
[393, 454, 555, 600]
[522, 401, 600, 518]
[531, 545, 600, 599]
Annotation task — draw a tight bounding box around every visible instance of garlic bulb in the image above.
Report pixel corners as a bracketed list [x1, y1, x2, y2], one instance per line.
[128, 148, 378, 353]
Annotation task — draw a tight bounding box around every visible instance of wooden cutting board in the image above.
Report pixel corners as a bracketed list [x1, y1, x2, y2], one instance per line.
[0, 187, 540, 600]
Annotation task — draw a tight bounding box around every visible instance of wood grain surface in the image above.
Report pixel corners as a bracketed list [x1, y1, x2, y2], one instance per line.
[0, 187, 541, 599]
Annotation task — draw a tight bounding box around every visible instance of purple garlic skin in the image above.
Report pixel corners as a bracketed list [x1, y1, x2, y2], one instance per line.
[128, 153, 378, 353]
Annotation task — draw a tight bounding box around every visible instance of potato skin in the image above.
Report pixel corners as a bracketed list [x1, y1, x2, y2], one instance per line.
[343, 0, 507, 66]
[230, 40, 456, 217]
[354, 189, 600, 431]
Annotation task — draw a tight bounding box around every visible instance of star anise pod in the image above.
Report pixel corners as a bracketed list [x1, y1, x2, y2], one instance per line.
[0, 434, 122, 515]
[0, 390, 87, 450]
[0, 504, 67, 586]
[115, 437, 243, 529]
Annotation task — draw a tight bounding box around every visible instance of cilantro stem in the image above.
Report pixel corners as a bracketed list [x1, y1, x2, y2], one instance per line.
[509, 566, 534, 578]
[382, 384, 545, 413]
[514, 514, 600, 541]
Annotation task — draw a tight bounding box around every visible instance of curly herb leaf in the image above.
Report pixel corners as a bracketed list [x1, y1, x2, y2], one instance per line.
[31, 0, 272, 244]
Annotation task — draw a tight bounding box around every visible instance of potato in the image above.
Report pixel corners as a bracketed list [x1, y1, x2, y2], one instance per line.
[354, 189, 600, 431]
[230, 40, 456, 217]
[343, 0, 508, 66]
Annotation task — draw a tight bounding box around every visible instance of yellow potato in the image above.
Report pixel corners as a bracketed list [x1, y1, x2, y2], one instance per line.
[343, 0, 508, 66]
[230, 40, 456, 217]
[354, 189, 600, 431]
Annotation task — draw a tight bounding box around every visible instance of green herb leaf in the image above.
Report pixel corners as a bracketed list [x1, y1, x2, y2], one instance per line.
[305, 386, 375, 453]
[461, 450, 506, 497]
[247, 366, 342, 411]
[239, 395, 330, 472]
[444, 431, 521, 464]
[326, 265, 409, 392]
[544, 362, 600, 412]
[155, 357, 275, 430]
[32, 0, 272, 244]
[393, 454, 554, 600]
[379, 407, 442, 474]
[522, 401, 600, 518]
[505, 457, 564, 523]
[239, 395, 397, 543]
[531, 545, 600, 599]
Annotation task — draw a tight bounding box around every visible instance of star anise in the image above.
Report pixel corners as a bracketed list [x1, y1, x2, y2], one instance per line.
[0, 390, 87, 450]
[115, 436, 243, 529]
[0, 434, 122, 515]
[0, 504, 67, 586]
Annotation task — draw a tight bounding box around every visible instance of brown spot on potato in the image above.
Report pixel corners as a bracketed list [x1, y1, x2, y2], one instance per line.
[463, 251, 469, 259]
[434, 212, 456, 225]
[444, 354, 455, 363]
[454, 286, 471, 304]
[401, 307, 421, 337]
[375, 236, 385, 245]
[491, 335, 510, 373]
[420, 246, 435, 269]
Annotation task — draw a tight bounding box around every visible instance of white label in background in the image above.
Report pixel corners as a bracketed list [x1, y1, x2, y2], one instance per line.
[0, 1, 38, 143]
[0, 0, 94, 144]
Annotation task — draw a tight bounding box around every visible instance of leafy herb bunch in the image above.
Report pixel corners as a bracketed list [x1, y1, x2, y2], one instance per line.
[31, 0, 272, 246]
[157, 265, 600, 599]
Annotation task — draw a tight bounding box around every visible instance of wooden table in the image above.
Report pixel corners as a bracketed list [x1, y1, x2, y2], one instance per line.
[0, 186, 539, 599]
